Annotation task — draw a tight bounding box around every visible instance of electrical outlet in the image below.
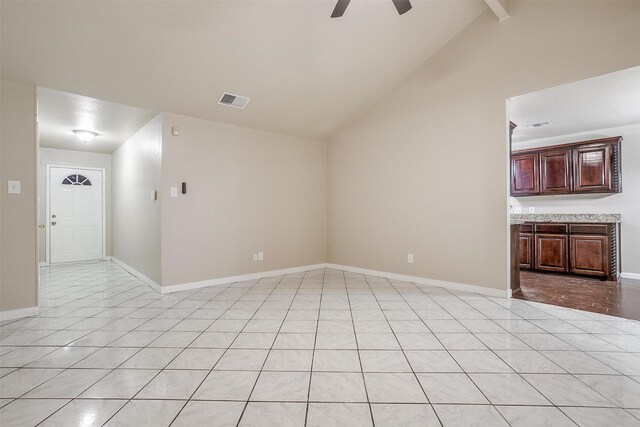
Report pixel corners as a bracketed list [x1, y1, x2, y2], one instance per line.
[528, 207, 535, 214]
[253, 253, 258, 261]
[407, 253, 414, 264]
[258, 252, 264, 261]
[170, 187, 178, 198]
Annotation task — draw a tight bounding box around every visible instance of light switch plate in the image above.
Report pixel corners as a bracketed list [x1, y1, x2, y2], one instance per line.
[407, 253, 414, 264]
[258, 252, 264, 261]
[8, 180, 21, 194]
[170, 187, 178, 198]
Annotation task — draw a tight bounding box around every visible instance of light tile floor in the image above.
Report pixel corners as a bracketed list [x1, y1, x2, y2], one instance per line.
[1, 262, 640, 426]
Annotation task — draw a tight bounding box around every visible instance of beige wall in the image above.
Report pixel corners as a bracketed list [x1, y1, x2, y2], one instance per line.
[0, 79, 38, 312]
[160, 113, 326, 286]
[512, 124, 640, 277]
[112, 115, 163, 284]
[38, 148, 112, 263]
[326, 1, 640, 292]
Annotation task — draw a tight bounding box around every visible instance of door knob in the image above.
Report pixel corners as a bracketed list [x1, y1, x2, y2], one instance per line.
[51, 221, 57, 226]
[38, 224, 45, 229]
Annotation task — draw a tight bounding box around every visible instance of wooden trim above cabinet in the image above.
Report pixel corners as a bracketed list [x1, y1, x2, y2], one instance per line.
[513, 136, 622, 155]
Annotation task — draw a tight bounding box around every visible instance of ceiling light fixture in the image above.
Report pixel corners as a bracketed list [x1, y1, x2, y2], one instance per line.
[73, 130, 98, 142]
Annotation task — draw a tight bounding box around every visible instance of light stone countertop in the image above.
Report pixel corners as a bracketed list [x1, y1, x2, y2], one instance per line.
[510, 213, 621, 224]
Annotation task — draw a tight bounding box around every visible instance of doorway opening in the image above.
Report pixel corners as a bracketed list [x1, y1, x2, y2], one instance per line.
[506, 66, 640, 320]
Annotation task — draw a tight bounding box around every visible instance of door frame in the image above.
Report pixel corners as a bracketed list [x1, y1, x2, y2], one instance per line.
[45, 164, 107, 265]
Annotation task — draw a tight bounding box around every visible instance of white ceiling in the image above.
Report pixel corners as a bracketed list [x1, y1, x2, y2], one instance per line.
[510, 66, 640, 144]
[37, 88, 158, 154]
[1, 0, 488, 141]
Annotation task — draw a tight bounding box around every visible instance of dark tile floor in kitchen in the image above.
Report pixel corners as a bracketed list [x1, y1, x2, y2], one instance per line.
[514, 271, 640, 321]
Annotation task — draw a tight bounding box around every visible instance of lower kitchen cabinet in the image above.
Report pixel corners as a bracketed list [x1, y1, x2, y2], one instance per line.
[519, 233, 534, 269]
[520, 222, 618, 281]
[570, 235, 609, 277]
[535, 234, 568, 272]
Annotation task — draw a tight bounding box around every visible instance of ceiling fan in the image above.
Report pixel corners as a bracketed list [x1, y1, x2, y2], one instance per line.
[331, 0, 412, 18]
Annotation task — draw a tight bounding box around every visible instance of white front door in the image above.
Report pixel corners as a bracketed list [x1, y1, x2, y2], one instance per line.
[49, 167, 103, 264]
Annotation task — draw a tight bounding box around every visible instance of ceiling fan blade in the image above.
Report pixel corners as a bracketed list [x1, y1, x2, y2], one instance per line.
[392, 0, 412, 15]
[331, 0, 351, 18]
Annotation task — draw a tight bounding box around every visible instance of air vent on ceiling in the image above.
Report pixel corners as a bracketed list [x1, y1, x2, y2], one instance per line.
[218, 92, 250, 109]
[523, 121, 552, 128]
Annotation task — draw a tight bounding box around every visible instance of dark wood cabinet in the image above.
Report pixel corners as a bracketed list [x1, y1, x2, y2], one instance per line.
[519, 222, 617, 281]
[540, 149, 572, 194]
[511, 137, 621, 197]
[519, 233, 534, 269]
[570, 235, 608, 277]
[573, 143, 619, 193]
[511, 153, 540, 196]
[535, 234, 568, 272]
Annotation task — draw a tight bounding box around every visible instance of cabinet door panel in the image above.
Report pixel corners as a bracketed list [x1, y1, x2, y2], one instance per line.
[519, 233, 534, 269]
[541, 149, 572, 194]
[573, 144, 612, 192]
[570, 235, 609, 277]
[535, 234, 568, 272]
[511, 153, 540, 196]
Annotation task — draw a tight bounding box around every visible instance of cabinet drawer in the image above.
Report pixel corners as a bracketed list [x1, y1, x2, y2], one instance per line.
[535, 224, 568, 234]
[569, 224, 608, 235]
[520, 223, 534, 233]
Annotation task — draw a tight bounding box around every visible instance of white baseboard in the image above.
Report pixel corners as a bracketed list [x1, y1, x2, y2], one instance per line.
[110, 257, 162, 293]
[161, 264, 328, 294]
[0, 306, 39, 321]
[621, 272, 640, 281]
[325, 263, 510, 298]
[108, 258, 509, 298]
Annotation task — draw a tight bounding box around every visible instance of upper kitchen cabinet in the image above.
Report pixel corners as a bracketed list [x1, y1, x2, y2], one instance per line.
[573, 140, 621, 193]
[511, 136, 622, 197]
[540, 148, 572, 194]
[512, 153, 540, 196]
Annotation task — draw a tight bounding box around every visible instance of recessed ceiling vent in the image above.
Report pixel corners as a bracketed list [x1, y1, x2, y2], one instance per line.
[523, 121, 552, 128]
[218, 93, 250, 109]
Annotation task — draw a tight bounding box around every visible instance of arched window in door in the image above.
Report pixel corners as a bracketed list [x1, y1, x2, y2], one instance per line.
[62, 174, 92, 186]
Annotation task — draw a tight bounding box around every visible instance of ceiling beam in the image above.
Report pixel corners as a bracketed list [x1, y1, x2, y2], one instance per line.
[484, 0, 510, 22]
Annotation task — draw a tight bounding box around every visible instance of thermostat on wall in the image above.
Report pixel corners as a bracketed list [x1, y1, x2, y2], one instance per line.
[8, 180, 21, 194]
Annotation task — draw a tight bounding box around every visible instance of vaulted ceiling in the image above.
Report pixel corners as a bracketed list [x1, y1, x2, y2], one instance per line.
[1, 0, 489, 141]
